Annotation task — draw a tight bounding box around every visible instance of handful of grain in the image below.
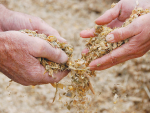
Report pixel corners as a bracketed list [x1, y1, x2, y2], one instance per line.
[20, 30, 73, 78]
[20, 6, 150, 111]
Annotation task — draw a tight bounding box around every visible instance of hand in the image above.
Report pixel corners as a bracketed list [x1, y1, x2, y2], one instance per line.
[0, 4, 66, 42]
[0, 31, 69, 86]
[80, 0, 150, 70]
[0, 5, 68, 85]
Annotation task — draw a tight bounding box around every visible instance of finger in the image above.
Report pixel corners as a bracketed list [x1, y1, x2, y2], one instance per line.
[11, 31, 68, 64]
[37, 25, 67, 43]
[89, 28, 150, 70]
[107, 18, 124, 28]
[51, 71, 70, 83]
[95, 27, 150, 70]
[93, 40, 150, 70]
[89, 42, 137, 70]
[4, 11, 67, 43]
[95, 3, 121, 25]
[30, 37, 68, 63]
[106, 20, 142, 43]
[39, 65, 69, 84]
[90, 54, 138, 70]
[31, 18, 67, 43]
[80, 28, 95, 38]
[27, 63, 69, 85]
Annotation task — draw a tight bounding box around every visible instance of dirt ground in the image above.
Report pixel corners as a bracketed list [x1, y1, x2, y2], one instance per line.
[0, 0, 150, 113]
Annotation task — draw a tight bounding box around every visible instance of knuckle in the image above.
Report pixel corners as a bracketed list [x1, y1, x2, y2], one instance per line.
[110, 10, 116, 19]
[125, 43, 138, 55]
[128, 47, 145, 57]
[115, 29, 124, 41]
[128, 45, 141, 55]
[39, 43, 44, 52]
[36, 40, 46, 54]
[109, 53, 117, 64]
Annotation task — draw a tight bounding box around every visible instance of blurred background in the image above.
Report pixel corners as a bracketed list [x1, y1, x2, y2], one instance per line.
[0, 0, 149, 113]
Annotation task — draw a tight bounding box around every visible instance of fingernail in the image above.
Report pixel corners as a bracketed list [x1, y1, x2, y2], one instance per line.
[106, 34, 114, 42]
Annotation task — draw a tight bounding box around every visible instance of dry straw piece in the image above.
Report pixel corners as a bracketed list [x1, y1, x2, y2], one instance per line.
[20, 6, 150, 111]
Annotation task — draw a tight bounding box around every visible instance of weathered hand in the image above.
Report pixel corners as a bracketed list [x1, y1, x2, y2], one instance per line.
[0, 31, 68, 85]
[0, 4, 66, 43]
[80, 0, 150, 70]
[80, 0, 150, 38]
[95, 0, 150, 28]
[0, 5, 69, 85]
[90, 14, 150, 70]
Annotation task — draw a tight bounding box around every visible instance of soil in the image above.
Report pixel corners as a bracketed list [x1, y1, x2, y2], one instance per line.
[0, 0, 149, 113]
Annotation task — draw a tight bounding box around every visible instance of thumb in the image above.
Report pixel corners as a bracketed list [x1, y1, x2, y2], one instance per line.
[106, 21, 141, 43]
[30, 37, 68, 64]
[11, 31, 68, 64]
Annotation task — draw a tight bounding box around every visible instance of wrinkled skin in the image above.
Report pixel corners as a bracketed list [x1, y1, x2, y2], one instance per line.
[0, 5, 69, 85]
[80, 0, 150, 70]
